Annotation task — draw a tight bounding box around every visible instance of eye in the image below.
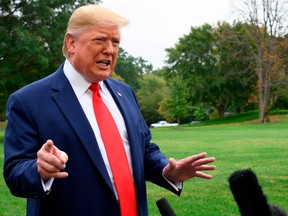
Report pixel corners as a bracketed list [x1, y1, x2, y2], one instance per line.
[93, 37, 106, 44]
[112, 39, 120, 46]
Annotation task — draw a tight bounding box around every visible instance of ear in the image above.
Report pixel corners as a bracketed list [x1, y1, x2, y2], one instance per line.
[65, 34, 76, 54]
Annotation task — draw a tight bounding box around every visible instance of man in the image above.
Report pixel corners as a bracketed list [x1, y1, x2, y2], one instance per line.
[3, 5, 216, 216]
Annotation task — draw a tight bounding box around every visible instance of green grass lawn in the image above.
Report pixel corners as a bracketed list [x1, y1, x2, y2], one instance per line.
[0, 122, 26, 216]
[0, 115, 288, 215]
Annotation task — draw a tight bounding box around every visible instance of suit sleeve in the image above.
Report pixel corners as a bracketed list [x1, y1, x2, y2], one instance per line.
[143, 123, 182, 196]
[128, 86, 182, 196]
[3, 93, 46, 199]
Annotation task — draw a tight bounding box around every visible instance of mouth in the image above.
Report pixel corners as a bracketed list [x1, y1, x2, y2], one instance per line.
[96, 60, 111, 68]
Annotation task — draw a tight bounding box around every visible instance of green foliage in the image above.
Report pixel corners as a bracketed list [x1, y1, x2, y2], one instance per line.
[0, 0, 101, 116]
[164, 22, 257, 118]
[0, 1, 153, 118]
[215, 22, 258, 111]
[192, 105, 208, 121]
[187, 110, 288, 127]
[115, 48, 153, 90]
[273, 94, 288, 109]
[158, 77, 191, 124]
[209, 108, 220, 120]
[136, 73, 167, 125]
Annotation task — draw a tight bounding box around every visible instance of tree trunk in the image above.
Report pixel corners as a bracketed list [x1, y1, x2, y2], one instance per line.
[257, 39, 271, 124]
[259, 101, 271, 123]
[242, 0, 288, 124]
[216, 106, 225, 119]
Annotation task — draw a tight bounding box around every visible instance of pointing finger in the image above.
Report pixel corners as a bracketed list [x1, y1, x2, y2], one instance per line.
[43, 140, 68, 164]
[44, 140, 54, 152]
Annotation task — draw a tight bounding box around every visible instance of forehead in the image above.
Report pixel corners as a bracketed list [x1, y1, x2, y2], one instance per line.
[85, 25, 121, 38]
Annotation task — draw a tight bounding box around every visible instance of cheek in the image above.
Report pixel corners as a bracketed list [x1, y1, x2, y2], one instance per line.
[77, 45, 95, 57]
[112, 52, 119, 63]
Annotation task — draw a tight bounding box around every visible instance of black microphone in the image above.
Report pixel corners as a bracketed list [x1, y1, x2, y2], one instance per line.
[228, 169, 287, 216]
[156, 198, 177, 216]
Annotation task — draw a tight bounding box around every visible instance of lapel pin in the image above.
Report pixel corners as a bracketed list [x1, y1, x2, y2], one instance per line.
[117, 92, 122, 97]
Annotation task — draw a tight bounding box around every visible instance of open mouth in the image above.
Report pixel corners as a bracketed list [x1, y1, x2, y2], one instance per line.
[97, 60, 111, 67]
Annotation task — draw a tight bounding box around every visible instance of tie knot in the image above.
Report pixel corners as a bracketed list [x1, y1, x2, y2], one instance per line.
[89, 83, 100, 93]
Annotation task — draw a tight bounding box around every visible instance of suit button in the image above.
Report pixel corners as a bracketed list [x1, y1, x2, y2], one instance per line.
[32, 192, 40, 198]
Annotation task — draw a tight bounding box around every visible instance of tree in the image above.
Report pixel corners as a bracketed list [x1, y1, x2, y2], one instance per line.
[0, 1, 154, 117]
[0, 0, 100, 115]
[164, 23, 256, 118]
[165, 24, 220, 115]
[136, 73, 167, 126]
[215, 21, 258, 113]
[114, 48, 153, 90]
[237, 0, 288, 122]
[158, 77, 191, 124]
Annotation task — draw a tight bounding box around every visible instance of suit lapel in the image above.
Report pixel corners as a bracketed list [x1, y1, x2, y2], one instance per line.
[104, 79, 142, 182]
[51, 69, 114, 192]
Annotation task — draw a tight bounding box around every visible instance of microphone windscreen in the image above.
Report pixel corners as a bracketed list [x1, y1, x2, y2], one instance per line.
[228, 169, 271, 216]
[156, 198, 177, 216]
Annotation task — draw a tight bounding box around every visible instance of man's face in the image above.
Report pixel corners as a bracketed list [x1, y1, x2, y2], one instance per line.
[66, 25, 120, 83]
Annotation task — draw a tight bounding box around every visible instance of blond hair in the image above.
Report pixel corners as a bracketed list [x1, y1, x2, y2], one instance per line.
[62, 5, 129, 57]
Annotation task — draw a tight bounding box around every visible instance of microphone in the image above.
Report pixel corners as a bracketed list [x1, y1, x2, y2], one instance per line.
[156, 198, 177, 216]
[228, 169, 287, 216]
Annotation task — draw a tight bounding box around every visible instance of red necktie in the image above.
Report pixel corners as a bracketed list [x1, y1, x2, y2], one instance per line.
[89, 83, 138, 216]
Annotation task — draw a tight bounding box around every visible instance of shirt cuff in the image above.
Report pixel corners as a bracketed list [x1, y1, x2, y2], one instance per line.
[162, 172, 183, 191]
[41, 177, 54, 193]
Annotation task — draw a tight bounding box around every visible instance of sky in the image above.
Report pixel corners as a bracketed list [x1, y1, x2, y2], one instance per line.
[101, 0, 237, 69]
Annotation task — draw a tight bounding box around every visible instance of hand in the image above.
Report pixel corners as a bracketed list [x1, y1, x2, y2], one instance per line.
[163, 152, 216, 183]
[37, 139, 69, 181]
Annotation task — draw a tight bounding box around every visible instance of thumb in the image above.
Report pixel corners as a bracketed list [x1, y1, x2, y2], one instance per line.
[59, 151, 69, 164]
[168, 158, 177, 170]
[163, 158, 177, 180]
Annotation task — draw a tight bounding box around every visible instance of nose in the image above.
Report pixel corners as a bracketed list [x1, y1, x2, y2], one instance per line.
[103, 40, 114, 55]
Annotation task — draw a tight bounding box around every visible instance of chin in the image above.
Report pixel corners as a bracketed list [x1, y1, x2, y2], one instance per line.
[91, 71, 112, 82]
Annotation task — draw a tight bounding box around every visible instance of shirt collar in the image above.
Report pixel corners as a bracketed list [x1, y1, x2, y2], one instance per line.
[63, 59, 106, 97]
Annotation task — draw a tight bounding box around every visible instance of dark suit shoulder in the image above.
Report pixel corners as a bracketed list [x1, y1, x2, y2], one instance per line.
[13, 65, 66, 96]
[105, 77, 132, 90]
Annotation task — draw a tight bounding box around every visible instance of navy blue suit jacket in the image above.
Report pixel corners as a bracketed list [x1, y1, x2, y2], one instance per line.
[4, 65, 181, 216]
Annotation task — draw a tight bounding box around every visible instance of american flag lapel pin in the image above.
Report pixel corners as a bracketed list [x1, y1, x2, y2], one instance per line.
[117, 91, 122, 97]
